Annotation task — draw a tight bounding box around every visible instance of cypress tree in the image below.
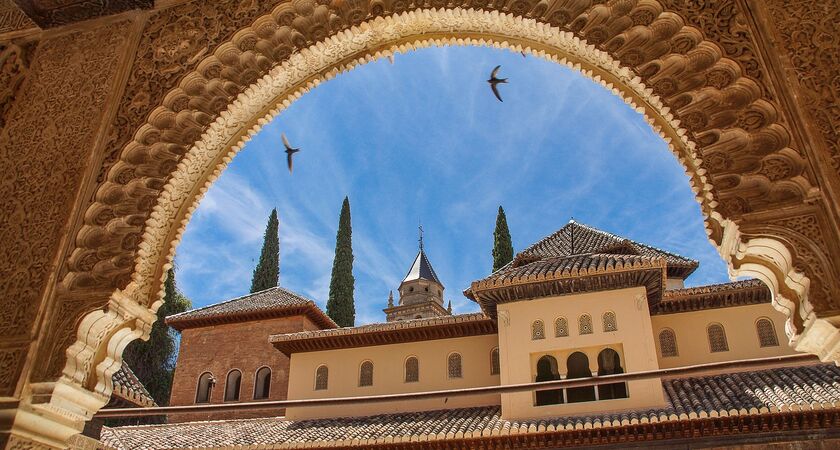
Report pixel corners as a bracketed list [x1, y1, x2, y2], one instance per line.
[326, 197, 355, 327]
[122, 268, 191, 407]
[492, 206, 514, 272]
[250, 209, 280, 293]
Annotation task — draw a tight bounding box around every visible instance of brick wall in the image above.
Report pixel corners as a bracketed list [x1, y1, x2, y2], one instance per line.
[168, 314, 323, 422]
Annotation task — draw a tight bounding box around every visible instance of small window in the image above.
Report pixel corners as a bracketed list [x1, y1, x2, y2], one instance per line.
[405, 356, 419, 382]
[579, 314, 593, 335]
[531, 320, 545, 340]
[195, 372, 214, 404]
[756, 318, 779, 347]
[315, 365, 329, 390]
[707, 324, 729, 352]
[224, 370, 241, 401]
[409, 287, 414, 292]
[253, 367, 271, 400]
[658, 329, 678, 357]
[602, 311, 617, 332]
[490, 348, 500, 375]
[359, 361, 374, 387]
[425, 287, 429, 292]
[448, 353, 462, 378]
[554, 317, 568, 337]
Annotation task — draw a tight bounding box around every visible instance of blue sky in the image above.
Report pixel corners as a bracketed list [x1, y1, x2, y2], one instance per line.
[174, 45, 730, 325]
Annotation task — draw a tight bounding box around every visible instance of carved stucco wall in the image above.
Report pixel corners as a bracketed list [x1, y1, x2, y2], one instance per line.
[0, 20, 133, 397]
[761, 0, 839, 173]
[0, 0, 838, 446]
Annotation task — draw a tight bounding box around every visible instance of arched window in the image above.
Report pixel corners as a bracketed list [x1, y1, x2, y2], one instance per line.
[195, 372, 214, 404]
[658, 329, 678, 357]
[253, 367, 271, 400]
[597, 348, 628, 400]
[756, 318, 779, 347]
[359, 361, 374, 387]
[554, 317, 569, 337]
[578, 314, 593, 335]
[707, 323, 729, 352]
[224, 370, 241, 402]
[534, 355, 563, 406]
[602, 311, 617, 332]
[531, 320, 545, 340]
[447, 353, 462, 378]
[405, 356, 419, 382]
[490, 348, 500, 375]
[314, 365, 329, 390]
[566, 352, 596, 403]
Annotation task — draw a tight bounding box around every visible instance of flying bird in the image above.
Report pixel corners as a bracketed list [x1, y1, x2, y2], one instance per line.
[487, 65, 507, 102]
[281, 133, 300, 173]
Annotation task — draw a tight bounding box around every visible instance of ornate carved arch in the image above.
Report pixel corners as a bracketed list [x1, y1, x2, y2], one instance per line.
[25, 0, 840, 442]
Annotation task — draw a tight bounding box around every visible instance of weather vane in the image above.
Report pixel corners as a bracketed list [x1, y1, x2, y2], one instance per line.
[418, 222, 424, 250]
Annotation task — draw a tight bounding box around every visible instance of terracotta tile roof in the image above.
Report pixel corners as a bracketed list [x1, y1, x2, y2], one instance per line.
[508, 221, 698, 278]
[654, 279, 772, 314]
[100, 364, 840, 449]
[111, 364, 156, 408]
[166, 286, 337, 331]
[270, 313, 496, 355]
[465, 253, 667, 317]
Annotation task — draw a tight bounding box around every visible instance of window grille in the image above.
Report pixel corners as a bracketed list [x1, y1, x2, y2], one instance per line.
[658, 329, 678, 357]
[555, 317, 569, 337]
[490, 348, 500, 375]
[707, 324, 729, 352]
[602, 311, 617, 332]
[405, 357, 419, 382]
[358, 361, 374, 386]
[531, 320, 545, 340]
[315, 365, 329, 390]
[756, 318, 779, 347]
[447, 353, 462, 378]
[579, 314, 593, 335]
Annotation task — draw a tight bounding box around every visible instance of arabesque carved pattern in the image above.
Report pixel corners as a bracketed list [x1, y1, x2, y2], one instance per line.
[763, 214, 837, 314]
[0, 22, 131, 392]
[0, 0, 36, 34]
[0, 40, 34, 129]
[764, 0, 840, 172]
[659, 0, 774, 100]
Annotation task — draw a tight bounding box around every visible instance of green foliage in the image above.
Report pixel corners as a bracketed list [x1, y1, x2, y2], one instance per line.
[326, 197, 355, 327]
[492, 206, 514, 272]
[250, 208, 280, 293]
[122, 268, 191, 407]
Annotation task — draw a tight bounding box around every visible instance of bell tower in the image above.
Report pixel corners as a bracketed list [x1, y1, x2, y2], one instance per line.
[383, 228, 450, 321]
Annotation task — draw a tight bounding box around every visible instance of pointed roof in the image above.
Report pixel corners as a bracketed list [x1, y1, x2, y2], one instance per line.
[401, 249, 442, 285]
[505, 220, 698, 279]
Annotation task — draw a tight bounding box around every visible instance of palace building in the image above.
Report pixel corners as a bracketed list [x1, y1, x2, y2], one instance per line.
[100, 221, 840, 449]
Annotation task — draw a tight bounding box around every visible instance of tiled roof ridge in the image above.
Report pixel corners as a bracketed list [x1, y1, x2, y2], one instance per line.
[165, 286, 337, 330]
[472, 252, 666, 291]
[507, 221, 697, 272]
[572, 221, 697, 266]
[167, 286, 306, 320]
[271, 312, 489, 342]
[663, 278, 768, 297]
